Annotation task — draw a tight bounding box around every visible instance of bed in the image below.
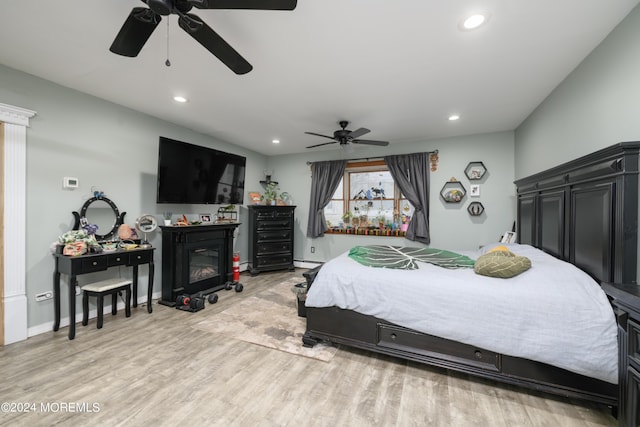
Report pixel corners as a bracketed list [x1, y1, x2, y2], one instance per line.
[302, 141, 640, 406]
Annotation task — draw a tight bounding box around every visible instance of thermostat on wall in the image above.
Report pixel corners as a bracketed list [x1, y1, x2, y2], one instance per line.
[63, 176, 79, 189]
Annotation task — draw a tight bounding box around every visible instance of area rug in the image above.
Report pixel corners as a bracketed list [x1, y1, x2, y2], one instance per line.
[192, 277, 337, 362]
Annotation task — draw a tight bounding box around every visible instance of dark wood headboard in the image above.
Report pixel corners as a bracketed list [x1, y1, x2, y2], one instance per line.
[515, 141, 640, 284]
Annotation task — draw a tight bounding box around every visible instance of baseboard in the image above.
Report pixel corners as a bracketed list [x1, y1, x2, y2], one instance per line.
[28, 261, 306, 339]
[27, 291, 163, 338]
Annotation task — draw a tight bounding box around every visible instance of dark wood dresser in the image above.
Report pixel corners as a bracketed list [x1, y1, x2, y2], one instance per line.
[603, 282, 640, 426]
[247, 205, 296, 275]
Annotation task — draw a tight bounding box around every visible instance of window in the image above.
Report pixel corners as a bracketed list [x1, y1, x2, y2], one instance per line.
[324, 160, 414, 234]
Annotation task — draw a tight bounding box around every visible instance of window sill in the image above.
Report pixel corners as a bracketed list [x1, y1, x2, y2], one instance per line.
[325, 227, 406, 237]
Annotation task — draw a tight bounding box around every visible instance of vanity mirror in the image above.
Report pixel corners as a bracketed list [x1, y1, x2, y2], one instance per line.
[72, 196, 126, 241]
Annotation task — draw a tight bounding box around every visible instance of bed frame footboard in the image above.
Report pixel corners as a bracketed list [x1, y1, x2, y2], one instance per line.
[304, 306, 617, 405]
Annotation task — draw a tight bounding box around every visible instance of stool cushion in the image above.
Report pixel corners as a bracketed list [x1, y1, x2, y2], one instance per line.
[82, 278, 132, 293]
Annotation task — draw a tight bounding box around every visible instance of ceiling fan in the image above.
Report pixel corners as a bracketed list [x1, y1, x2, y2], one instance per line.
[305, 121, 390, 149]
[109, 0, 297, 75]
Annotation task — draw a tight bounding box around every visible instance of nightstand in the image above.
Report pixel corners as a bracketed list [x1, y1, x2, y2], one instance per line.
[602, 282, 640, 427]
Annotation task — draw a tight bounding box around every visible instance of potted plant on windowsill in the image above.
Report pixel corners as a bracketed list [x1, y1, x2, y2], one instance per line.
[342, 211, 353, 226]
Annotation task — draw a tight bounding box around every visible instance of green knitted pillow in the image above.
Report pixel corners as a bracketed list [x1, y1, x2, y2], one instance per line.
[474, 250, 531, 278]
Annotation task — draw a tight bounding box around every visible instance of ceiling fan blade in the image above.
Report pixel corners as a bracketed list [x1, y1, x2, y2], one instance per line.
[178, 13, 252, 74]
[304, 132, 335, 140]
[188, 0, 297, 10]
[352, 139, 390, 146]
[306, 141, 338, 149]
[110, 7, 162, 57]
[347, 127, 370, 139]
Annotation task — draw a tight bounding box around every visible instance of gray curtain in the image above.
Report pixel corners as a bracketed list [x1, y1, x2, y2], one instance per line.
[384, 152, 430, 244]
[306, 160, 347, 238]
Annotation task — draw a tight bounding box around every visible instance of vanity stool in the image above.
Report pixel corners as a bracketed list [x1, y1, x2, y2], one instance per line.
[81, 278, 132, 329]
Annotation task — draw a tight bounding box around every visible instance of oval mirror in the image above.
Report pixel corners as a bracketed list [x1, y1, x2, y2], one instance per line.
[72, 196, 126, 241]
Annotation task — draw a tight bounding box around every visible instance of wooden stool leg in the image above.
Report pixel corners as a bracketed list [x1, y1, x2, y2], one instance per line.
[125, 286, 131, 317]
[82, 291, 89, 326]
[97, 295, 104, 329]
[112, 293, 118, 315]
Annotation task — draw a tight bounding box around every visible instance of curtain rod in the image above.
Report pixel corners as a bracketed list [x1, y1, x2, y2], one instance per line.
[306, 149, 438, 165]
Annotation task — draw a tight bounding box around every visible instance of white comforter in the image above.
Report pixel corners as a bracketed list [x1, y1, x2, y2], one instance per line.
[305, 243, 618, 383]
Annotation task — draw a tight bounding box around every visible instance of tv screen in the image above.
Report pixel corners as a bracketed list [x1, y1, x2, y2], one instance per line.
[156, 137, 246, 204]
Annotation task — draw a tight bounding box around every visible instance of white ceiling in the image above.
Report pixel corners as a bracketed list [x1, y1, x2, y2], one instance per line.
[1, 1, 638, 156]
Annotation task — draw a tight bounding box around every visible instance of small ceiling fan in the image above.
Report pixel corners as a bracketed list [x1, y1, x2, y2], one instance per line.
[109, 0, 297, 74]
[305, 121, 390, 149]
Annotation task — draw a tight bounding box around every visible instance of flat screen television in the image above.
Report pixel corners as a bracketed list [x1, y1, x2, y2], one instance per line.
[156, 136, 246, 204]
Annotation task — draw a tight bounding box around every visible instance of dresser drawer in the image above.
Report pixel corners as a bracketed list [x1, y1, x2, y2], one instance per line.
[107, 253, 128, 267]
[274, 210, 293, 219]
[256, 219, 292, 231]
[377, 324, 500, 372]
[255, 254, 292, 268]
[257, 241, 292, 255]
[256, 210, 276, 220]
[256, 230, 292, 243]
[81, 256, 108, 273]
[256, 209, 293, 221]
[128, 250, 153, 265]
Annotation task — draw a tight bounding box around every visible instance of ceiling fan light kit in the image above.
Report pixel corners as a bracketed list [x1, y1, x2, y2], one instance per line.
[109, 0, 298, 74]
[305, 120, 390, 149]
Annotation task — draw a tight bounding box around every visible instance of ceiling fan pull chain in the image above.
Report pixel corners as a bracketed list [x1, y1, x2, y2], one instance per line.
[165, 18, 171, 67]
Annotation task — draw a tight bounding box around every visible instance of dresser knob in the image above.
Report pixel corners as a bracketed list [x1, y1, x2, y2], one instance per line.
[475, 351, 482, 359]
[92, 261, 97, 266]
[116, 257, 121, 262]
[390, 333, 397, 341]
[137, 255, 141, 260]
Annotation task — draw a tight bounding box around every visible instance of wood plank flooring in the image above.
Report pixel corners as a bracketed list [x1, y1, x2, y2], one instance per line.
[0, 270, 616, 426]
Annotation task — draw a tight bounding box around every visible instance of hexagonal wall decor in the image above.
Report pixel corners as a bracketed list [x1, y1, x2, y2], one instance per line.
[467, 201, 485, 216]
[464, 162, 487, 180]
[440, 178, 466, 203]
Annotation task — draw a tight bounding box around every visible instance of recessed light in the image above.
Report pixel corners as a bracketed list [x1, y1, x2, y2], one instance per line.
[460, 12, 490, 31]
[173, 96, 188, 103]
[448, 115, 460, 121]
[272, 139, 280, 144]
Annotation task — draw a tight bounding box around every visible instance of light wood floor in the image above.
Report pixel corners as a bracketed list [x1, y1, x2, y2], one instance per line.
[0, 270, 616, 426]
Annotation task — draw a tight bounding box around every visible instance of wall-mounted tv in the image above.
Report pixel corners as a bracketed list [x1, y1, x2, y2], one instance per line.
[156, 136, 246, 205]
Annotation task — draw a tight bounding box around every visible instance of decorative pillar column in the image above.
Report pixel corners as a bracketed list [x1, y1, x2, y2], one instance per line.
[0, 102, 36, 344]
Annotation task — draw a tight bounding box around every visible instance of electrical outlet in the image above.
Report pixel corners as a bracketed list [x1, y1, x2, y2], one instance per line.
[310, 246, 315, 253]
[35, 291, 53, 302]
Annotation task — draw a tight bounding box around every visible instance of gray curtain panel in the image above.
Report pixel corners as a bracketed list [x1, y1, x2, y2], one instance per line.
[306, 160, 347, 238]
[384, 152, 431, 244]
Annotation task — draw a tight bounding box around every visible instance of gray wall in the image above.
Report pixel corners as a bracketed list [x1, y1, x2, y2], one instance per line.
[267, 131, 516, 262]
[0, 64, 268, 330]
[515, 5, 640, 178]
[4, 3, 638, 333]
[514, 5, 640, 283]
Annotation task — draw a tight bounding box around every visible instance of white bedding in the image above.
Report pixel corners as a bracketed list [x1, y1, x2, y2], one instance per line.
[305, 243, 618, 383]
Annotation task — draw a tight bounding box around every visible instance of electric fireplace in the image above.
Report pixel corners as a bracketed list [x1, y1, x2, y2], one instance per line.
[159, 223, 239, 306]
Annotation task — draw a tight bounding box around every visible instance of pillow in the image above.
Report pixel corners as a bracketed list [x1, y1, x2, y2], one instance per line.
[487, 245, 510, 254]
[474, 250, 531, 278]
